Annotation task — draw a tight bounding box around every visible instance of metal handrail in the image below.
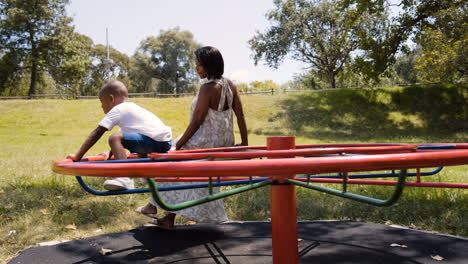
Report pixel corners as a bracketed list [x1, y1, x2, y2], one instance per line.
[287, 170, 407, 206]
[147, 177, 273, 211]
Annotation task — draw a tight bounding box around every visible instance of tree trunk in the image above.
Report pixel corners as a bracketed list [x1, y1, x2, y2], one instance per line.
[328, 71, 336, 89]
[28, 61, 38, 96]
[28, 37, 38, 96]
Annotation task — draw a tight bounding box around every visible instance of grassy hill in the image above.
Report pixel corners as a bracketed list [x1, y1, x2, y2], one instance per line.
[0, 84, 467, 262]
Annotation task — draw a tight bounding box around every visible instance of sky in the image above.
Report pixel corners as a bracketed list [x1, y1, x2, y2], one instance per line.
[67, 0, 309, 84]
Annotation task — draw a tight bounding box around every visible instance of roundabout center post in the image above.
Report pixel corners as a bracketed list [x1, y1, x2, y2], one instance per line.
[268, 136, 299, 264]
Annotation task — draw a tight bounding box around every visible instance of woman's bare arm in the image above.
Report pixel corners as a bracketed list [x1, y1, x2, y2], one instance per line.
[175, 85, 211, 150]
[229, 80, 248, 146]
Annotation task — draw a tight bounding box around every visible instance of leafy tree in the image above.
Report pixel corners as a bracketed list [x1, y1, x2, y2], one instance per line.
[249, 80, 279, 92]
[129, 51, 156, 93]
[85, 44, 131, 95]
[302, 70, 324, 89]
[130, 28, 200, 94]
[249, 81, 263, 91]
[0, 51, 23, 95]
[248, 0, 379, 88]
[282, 77, 303, 91]
[46, 30, 93, 95]
[393, 48, 419, 84]
[339, 0, 466, 82]
[263, 80, 280, 92]
[414, 2, 467, 83]
[236, 82, 251, 93]
[0, 0, 75, 95]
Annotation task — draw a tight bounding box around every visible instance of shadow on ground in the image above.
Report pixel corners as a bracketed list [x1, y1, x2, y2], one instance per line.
[267, 85, 467, 141]
[8, 221, 468, 264]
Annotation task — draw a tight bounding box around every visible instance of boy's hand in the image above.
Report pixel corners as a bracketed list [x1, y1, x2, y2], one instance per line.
[66, 154, 78, 161]
[98, 151, 110, 160]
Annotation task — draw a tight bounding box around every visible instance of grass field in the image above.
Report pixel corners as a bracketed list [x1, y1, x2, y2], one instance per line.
[0, 84, 467, 262]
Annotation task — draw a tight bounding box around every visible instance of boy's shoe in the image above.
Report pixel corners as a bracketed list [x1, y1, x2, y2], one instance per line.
[103, 177, 135, 191]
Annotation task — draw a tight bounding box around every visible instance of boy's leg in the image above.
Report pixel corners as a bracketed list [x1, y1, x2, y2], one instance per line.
[108, 133, 127, 160]
[103, 133, 135, 191]
[149, 139, 172, 154]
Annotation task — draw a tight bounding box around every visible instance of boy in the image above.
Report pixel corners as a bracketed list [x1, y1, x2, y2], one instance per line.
[67, 80, 172, 190]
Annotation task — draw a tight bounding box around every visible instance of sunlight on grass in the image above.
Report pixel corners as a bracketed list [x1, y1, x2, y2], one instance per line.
[387, 112, 425, 129]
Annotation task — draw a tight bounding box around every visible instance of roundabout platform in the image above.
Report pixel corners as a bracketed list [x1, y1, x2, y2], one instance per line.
[9, 221, 468, 264]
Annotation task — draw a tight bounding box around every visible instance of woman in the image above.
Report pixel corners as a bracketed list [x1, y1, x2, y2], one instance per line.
[136, 46, 248, 229]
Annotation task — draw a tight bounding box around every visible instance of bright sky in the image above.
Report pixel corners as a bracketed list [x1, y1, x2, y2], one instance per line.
[67, 0, 308, 84]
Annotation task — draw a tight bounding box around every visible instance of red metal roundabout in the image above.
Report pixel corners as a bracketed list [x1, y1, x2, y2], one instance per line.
[53, 137, 468, 264]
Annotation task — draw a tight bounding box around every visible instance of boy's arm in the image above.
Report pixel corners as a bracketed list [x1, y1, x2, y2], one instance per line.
[68, 126, 107, 161]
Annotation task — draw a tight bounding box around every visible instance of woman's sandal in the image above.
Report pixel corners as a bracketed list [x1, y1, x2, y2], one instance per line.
[135, 205, 158, 219]
[148, 218, 174, 230]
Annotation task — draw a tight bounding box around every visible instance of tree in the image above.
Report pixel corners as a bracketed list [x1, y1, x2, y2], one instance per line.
[249, 80, 280, 92]
[339, 0, 466, 82]
[46, 30, 93, 95]
[0, 0, 75, 96]
[0, 50, 24, 95]
[130, 28, 200, 94]
[235, 82, 251, 93]
[393, 48, 420, 84]
[249, 0, 378, 88]
[129, 51, 156, 93]
[84, 44, 131, 95]
[414, 2, 467, 82]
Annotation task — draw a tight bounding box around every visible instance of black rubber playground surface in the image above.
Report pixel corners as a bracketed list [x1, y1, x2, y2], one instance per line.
[9, 221, 468, 264]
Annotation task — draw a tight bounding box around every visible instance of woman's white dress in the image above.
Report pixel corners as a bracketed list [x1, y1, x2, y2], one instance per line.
[151, 78, 234, 223]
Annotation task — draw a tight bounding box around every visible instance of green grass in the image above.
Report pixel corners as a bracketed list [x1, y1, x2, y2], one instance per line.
[0, 84, 467, 262]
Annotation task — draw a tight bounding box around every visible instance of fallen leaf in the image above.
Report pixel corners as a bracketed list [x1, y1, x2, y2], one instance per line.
[65, 224, 76, 230]
[390, 243, 408, 248]
[431, 255, 444, 261]
[41, 209, 48, 215]
[40, 239, 70, 246]
[100, 248, 113, 255]
[56, 196, 63, 199]
[39, 240, 62, 246]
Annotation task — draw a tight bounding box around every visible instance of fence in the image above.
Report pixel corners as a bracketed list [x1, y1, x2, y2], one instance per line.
[0, 83, 449, 100]
[0, 90, 277, 100]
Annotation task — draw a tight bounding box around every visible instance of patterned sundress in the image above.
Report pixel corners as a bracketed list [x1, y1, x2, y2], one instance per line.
[152, 77, 234, 223]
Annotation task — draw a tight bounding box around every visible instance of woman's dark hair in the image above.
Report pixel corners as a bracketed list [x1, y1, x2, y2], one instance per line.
[195, 46, 224, 79]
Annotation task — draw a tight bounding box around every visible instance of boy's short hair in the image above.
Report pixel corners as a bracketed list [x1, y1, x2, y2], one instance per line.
[195, 46, 224, 79]
[99, 80, 128, 98]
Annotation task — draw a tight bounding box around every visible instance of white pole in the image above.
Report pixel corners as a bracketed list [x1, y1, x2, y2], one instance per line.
[106, 28, 110, 60]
